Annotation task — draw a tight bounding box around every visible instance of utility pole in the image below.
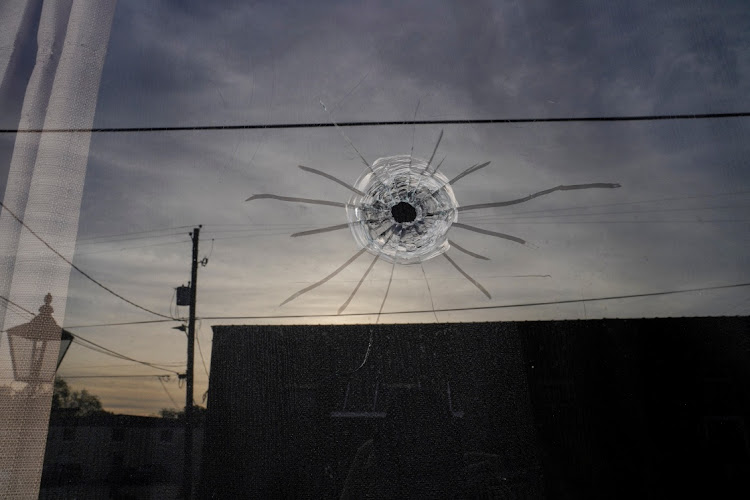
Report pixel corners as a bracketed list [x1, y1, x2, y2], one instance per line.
[183, 225, 200, 499]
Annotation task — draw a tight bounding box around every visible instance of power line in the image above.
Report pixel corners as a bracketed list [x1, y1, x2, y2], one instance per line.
[0, 295, 36, 330]
[0, 295, 35, 317]
[76, 225, 195, 242]
[0, 315, 184, 369]
[201, 227, 313, 236]
[158, 375, 180, 409]
[71, 340, 180, 375]
[74, 226, 318, 252]
[69, 332, 180, 374]
[61, 361, 185, 369]
[71, 339, 179, 374]
[1, 111, 748, 134]
[200, 281, 750, 320]
[0, 201, 172, 319]
[75, 231, 189, 246]
[62, 374, 171, 379]
[74, 226, 318, 255]
[63, 319, 176, 329]
[209, 231, 297, 242]
[0, 298, 182, 379]
[74, 238, 191, 256]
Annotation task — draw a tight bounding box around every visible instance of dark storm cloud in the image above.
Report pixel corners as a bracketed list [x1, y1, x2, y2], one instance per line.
[95, 0, 360, 126]
[91, 0, 750, 134]
[375, 0, 750, 117]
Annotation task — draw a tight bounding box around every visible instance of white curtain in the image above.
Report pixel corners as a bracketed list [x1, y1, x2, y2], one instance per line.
[0, 1, 116, 497]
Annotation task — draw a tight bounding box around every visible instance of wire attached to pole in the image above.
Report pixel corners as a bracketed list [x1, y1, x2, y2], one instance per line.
[0, 201, 172, 319]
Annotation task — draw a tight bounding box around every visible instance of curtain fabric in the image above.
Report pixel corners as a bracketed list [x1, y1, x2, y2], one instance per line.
[0, 1, 116, 497]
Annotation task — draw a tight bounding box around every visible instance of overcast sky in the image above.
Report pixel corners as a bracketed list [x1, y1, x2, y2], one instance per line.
[2, 0, 750, 415]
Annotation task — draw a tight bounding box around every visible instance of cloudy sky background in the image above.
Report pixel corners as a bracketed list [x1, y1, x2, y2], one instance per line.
[2, 0, 750, 414]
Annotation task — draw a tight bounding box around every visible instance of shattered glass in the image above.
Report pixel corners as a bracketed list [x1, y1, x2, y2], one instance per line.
[346, 155, 458, 265]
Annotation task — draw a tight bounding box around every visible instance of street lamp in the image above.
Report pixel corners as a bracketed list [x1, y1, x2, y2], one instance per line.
[6, 293, 68, 384]
[58, 329, 73, 371]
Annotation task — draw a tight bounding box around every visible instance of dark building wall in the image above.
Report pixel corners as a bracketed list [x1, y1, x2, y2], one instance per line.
[200, 323, 543, 499]
[201, 317, 750, 499]
[520, 317, 750, 499]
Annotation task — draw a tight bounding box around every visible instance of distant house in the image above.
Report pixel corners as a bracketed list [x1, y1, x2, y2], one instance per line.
[200, 318, 750, 499]
[41, 413, 203, 499]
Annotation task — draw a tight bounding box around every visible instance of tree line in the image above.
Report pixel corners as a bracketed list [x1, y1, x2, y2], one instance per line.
[52, 376, 206, 420]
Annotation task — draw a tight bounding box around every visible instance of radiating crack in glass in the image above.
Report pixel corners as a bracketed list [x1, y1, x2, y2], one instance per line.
[458, 183, 622, 212]
[452, 222, 527, 245]
[245, 126, 620, 311]
[245, 194, 349, 208]
[291, 223, 354, 238]
[339, 253, 380, 315]
[409, 129, 444, 202]
[298, 165, 365, 196]
[420, 262, 439, 322]
[279, 248, 368, 306]
[447, 240, 490, 261]
[443, 253, 491, 299]
[338, 232, 395, 314]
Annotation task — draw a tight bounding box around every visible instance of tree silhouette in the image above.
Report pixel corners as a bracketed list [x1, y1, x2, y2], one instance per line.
[159, 406, 207, 425]
[52, 377, 107, 416]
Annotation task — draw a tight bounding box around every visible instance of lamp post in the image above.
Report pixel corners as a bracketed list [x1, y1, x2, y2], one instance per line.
[58, 329, 73, 371]
[6, 293, 65, 386]
[1, 294, 68, 497]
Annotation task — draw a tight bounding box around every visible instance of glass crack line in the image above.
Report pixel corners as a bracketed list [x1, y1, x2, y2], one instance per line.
[280, 248, 367, 306]
[420, 262, 439, 322]
[431, 155, 447, 177]
[298, 165, 365, 196]
[320, 100, 372, 173]
[338, 253, 381, 315]
[410, 129, 444, 201]
[430, 161, 492, 197]
[443, 253, 491, 299]
[245, 194, 349, 208]
[406, 100, 421, 194]
[290, 218, 392, 238]
[458, 183, 622, 212]
[338, 230, 396, 315]
[320, 100, 392, 199]
[447, 240, 491, 260]
[376, 261, 397, 323]
[424, 129, 444, 174]
[291, 223, 352, 238]
[452, 223, 526, 245]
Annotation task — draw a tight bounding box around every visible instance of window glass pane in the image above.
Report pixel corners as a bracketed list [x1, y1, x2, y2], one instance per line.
[0, 1, 748, 498]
